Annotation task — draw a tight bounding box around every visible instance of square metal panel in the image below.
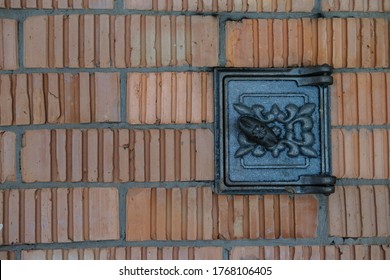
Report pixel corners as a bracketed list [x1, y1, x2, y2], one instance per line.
[214, 65, 336, 195]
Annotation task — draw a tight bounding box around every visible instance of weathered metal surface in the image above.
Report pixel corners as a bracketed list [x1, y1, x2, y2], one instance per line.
[214, 65, 335, 195]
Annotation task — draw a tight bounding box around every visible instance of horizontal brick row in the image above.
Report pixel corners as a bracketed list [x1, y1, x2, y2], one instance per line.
[226, 18, 389, 68]
[127, 72, 213, 124]
[125, 0, 314, 12]
[4, 245, 390, 260]
[0, 19, 18, 70]
[332, 129, 390, 179]
[0, 131, 16, 183]
[126, 187, 318, 241]
[24, 15, 218, 68]
[329, 185, 390, 237]
[21, 129, 214, 182]
[0, 188, 119, 245]
[322, 0, 390, 12]
[0, 73, 119, 126]
[20, 246, 222, 260]
[231, 245, 390, 260]
[331, 73, 390, 126]
[0, 0, 113, 9]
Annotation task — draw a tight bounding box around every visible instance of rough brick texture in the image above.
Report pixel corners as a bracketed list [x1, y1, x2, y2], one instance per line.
[127, 72, 214, 124]
[230, 245, 390, 260]
[332, 129, 390, 179]
[0, 73, 119, 125]
[329, 185, 390, 237]
[21, 129, 214, 182]
[322, 0, 390, 12]
[331, 73, 390, 126]
[126, 187, 318, 241]
[125, 0, 315, 12]
[21, 246, 223, 260]
[0, 19, 18, 70]
[0, 188, 119, 245]
[0, 0, 114, 9]
[226, 18, 389, 68]
[24, 15, 218, 68]
[0, 131, 16, 182]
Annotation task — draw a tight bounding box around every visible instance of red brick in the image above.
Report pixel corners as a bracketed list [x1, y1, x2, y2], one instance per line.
[2, 0, 114, 9]
[124, 0, 313, 12]
[127, 72, 213, 124]
[0, 131, 16, 183]
[332, 128, 390, 179]
[88, 188, 119, 240]
[226, 18, 386, 68]
[0, 251, 16, 260]
[329, 185, 390, 238]
[1, 187, 119, 245]
[25, 15, 218, 68]
[22, 130, 51, 182]
[21, 128, 213, 183]
[0, 19, 18, 70]
[322, 0, 389, 11]
[0, 73, 120, 125]
[294, 196, 318, 238]
[231, 245, 390, 260]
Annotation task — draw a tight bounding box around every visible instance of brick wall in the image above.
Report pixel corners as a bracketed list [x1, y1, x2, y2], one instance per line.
[0, 0, 389, 260]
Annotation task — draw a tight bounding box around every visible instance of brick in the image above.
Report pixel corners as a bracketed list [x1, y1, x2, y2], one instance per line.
[322, 0, 389, 11]
[231, 245, 390, 260]
[332, 129, 390, 179]
[330, 73, 390, 126]
[1, 0, 114, 9]
[88, 188, 119, 240]
[22, 130, 51, 182]
[225, 18, 387, 68]
[19, 247, 223, 260]
[127, 187, 318, 241]
[124, 0, 314, 12]
[0, 131, 16, 183]
[1, 187, 119, 245]
[0, 73, 120, 125]
[127, 72, 213, 124]
[294, 196, 318, 238]
[24, 15, 218, 68]
[0, 251, 16, 260]
[329, 186, 390, 238]
[0, 19, 18, 70]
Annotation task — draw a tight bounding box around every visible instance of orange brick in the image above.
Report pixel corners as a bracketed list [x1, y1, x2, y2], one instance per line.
[226, 20, 254, 67]
[329, 186, 390, 238]
[88, 188, 119, 240]
[4, 0, 114, 9]
[1, 187, 119, 245]
[226, 18, 386, 68]
[332, 129, 390, 179]
[24, 15, 218, 67]
[322, 0, 388, 11]
[231, 245, 390, 260]
[0, 19, 18, 70]
[0, 131, 16, 183]
[22, 130, 51, 182]
[127, 72, 213, 124]
[0, 72, 120, 125]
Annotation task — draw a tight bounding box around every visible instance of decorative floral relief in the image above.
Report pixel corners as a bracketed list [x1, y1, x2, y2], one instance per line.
[233, 102, 317, 158]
